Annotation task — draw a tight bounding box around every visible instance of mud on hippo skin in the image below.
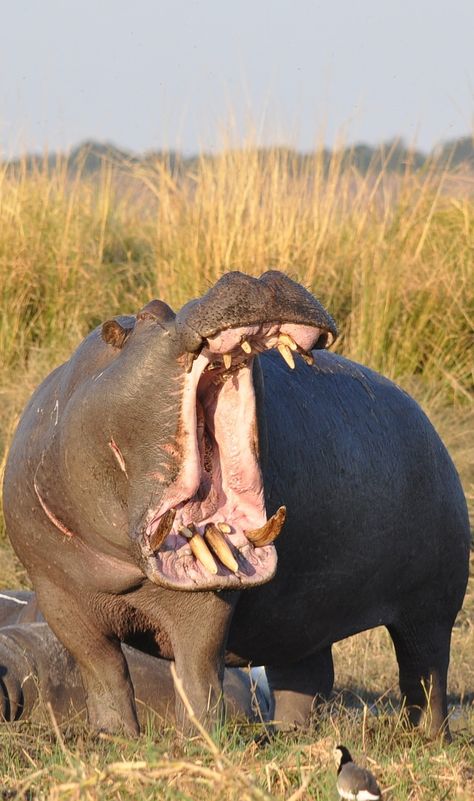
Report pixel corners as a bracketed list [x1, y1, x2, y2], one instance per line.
[2, 270, 469, 738]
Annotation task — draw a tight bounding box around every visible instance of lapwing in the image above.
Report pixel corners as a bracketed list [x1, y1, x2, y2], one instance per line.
[334, 745, 381, 801]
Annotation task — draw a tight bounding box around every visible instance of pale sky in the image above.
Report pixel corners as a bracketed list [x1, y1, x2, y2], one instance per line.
[1, 0, 473, 157]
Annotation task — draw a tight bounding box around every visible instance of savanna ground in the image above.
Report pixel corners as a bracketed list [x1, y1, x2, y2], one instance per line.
[0, 144, 472, 799]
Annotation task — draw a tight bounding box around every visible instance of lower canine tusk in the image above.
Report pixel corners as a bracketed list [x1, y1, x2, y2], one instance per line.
[149, 508, 176, 551]
[246, 506, 286, 547]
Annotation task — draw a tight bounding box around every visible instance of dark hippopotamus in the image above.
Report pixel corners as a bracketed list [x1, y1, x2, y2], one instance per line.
[0, 591, 267, 725]
[3, 271, 470, 738]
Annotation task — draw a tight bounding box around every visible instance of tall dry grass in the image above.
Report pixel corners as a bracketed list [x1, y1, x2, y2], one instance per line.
[0, 145, 473, 800]
[0, 145, 473, 529]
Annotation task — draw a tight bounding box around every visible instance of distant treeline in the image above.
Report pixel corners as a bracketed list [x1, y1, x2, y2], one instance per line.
[3, 136, 474, 175]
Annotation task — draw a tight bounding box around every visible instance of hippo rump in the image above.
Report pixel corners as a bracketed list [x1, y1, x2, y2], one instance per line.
[0, 591, 266, 725]
[2, 271, 470, 738]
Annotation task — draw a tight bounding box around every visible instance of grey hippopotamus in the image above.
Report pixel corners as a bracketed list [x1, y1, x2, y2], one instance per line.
[0, 590, 267, 725]
[3, 271, 470, 738]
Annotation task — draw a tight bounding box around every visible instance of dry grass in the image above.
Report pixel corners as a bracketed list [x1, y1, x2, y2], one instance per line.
[0, 145, 472, 798]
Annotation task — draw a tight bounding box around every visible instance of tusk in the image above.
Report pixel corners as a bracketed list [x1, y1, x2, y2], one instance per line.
[149, 508, 176, 551]
[245, 506, 286, 547]
[279, 333, 297, 351]
[217, 521, 232, 534]
[301, 351, 314, 366]
[204, 524, 238, 573]
[277, 343, 295, 370]
[241, 339, 252, 354]
[223, 353, 232, 370]
[181, 524, 218, 574]
[184, 352, 197, 373]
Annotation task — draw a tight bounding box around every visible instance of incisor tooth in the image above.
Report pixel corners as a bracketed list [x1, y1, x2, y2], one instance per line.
[190, 533, 218, 574]
[241, 339, 252, 354]
[217, 522, 232, 534]
[149, 508, 176, 552]
[277, 343, 295, 369]
[279, 333, 297, 351]
[180, 525, 218, 574]
[204, 524, 238, 573]
[245, 506, 286, 547]
[223, 353, 232, 370]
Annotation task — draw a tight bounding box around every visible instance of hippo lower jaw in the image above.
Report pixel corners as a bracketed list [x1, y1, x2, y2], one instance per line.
[137, 321, 323, 591]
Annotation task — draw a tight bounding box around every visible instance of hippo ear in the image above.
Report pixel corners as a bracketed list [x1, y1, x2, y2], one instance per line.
[137, 299, 175, 324]
[101, 319, 133, 349]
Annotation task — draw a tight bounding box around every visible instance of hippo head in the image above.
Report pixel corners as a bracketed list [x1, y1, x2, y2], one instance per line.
[99, 271, 337, 591]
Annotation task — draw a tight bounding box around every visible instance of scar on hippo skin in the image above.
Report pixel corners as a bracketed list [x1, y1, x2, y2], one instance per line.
[109, 438, 128, 476]
[33, 475, 75, 538]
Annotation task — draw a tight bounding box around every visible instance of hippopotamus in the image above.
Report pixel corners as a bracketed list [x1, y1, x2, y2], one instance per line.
[2, 271, 470, 738]
[0, 591, 265, 725]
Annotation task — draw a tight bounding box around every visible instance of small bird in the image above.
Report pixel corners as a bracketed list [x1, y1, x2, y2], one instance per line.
[334, 745, 382, 801]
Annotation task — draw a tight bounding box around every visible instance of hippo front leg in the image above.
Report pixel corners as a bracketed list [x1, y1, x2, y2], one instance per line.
[266, 647, 335, 729]
[33, 577, 139, 735]
[152, 590, 238, 732]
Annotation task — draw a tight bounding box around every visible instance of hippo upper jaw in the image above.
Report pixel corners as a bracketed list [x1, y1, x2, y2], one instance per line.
[135, 319, 325, 591]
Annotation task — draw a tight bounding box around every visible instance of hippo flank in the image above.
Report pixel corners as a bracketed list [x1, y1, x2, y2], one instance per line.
[3, 271, 470, 737]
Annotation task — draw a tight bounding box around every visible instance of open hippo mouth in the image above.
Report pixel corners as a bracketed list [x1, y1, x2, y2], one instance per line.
[136, 271, 337, 592]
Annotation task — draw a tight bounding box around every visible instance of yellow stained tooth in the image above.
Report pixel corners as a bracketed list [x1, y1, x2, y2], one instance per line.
[149, 508, 176, 552]
[184, 352, 196, 373]
[277, 343, 295, 369]
[241, 339, 252, 354]
[217, 522, 232, 534]
[279, 333, 297, 351]
[246, 506, 286, 547]
[204, 524, 238, 573]
[223, 353, 232, 370]
[188, 532, 218, 574]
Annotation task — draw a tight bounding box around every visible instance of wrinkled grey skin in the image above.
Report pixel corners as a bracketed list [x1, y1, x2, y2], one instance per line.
[0, 591, 266, 725]
[3, 271, 470, 739]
